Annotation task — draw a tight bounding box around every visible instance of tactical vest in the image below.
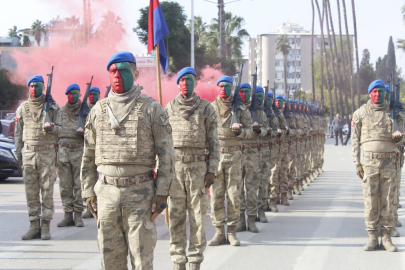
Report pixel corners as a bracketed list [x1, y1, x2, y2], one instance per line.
[21, 102, 57, 142]
[166, 99, 210, 148]
[358, 104, 393, 144]
[59, 106, 83, 141]
[94, 97, 156, 166]
[212, 100, 242, 141]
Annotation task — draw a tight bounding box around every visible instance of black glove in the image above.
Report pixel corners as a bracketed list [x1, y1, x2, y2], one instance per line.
[232, 126, 242, 135]
[152, 195, 167, 215]
[356, 163, 364, 180]
[204, 173, 215, 189]
[86, 196, 97, 214]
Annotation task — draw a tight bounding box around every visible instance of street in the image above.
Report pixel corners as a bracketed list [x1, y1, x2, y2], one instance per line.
[1, 138, 405, 270]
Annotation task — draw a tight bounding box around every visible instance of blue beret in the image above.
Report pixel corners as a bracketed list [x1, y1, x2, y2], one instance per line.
[106, 51, 136, 71]
[176, 67, 197, 84]
[255, 86, 264, 93]
[316, 106, 319, 109]
[268, 92, 273, 98]
[307, 101, 310, 105]
[385, 85, 390, 93]
[217, 75, 233, 86]
[65, 84, 80, 95]
[368, 79, 385, 93]
[90, 87, 100, 93]
[283, 96, 287, 101]
[27, 75, 44, 87]
[300, 100, 303, 104]
[295, 99, 298, 103]
[275, 94, 283, 99]
[288, 98, 293, 103]
[240, 83, 251, 89]
[311, 104, 315, 107]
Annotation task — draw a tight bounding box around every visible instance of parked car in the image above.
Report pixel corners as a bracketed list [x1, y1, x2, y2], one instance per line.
[342, 124, 349, 136]
[0, 134, 22, 181]
[1, 116, 15, 138]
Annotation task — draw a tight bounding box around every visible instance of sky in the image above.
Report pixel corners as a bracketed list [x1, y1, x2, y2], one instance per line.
[1, 0, 405, 73]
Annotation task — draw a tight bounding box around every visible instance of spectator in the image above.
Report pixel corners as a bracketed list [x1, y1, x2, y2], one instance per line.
[332, 114, 344, 146]
[329, 119, 334, 138]
[343, 115, 352, 146]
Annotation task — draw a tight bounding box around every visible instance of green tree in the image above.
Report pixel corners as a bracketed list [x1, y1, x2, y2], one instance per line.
[31, 20, 46, 47]
[275, 34, 291, 95]
[22, 35, 31, 47]
[0, 69, 25, 110]
[188, 16, 207, 47]
[8, 26, 21, 45]
[99, 11, 125, 42]
[357, 49, 376, 95]
[376, 36, 396, 81]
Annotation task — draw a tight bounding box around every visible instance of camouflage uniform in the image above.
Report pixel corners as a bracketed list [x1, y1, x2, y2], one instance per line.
[295, 112, 305, 191]
[309, 113, 318, 179]
[269, 113, 284, 201]
[277, 111, 289, 198]
[286, 110, 297, 197]
[165, 93, 220, 265]
[81, 88, 175, 270]
[302, 112, 311, 184]
[15, 96, 61, 222]
[240, 102, 267, 217]
[211, 96, 252, 226]
[57, 102, 85, 214]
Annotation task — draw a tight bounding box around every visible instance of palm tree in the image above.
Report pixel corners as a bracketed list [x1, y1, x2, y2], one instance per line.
[311, 0, 316, 100]
[188, 16, 207, 46]
[315, 0, 325, 110]
[275, 34, 291, 95]
[31, 20, 46, 47]
[397, 39, 405, 52]
[8, 26, 21, 45]
[342, 0, 355, 113]
[65, 15, 80, 29]
[218, 0, 226, 58]
[99, 11, 125, 41]
[351, 0, 361, 109]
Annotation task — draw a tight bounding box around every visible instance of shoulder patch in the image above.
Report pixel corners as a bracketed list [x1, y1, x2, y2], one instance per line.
[351, 120, 355, 127]
[166, 123, 172, 134]
[158, 110, 169, 125]
[245, 110, 252, 119]
[240, 104, 247, 111]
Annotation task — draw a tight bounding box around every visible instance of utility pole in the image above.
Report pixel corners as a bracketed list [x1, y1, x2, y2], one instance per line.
[191, 0, 195, 68]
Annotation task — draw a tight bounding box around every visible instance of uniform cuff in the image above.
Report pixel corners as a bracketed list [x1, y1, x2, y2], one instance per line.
[82, 189, 96, 199]
[208, 166, 217, 174]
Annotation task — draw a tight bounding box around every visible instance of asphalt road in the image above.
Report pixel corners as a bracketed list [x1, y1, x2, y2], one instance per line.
[1, 138, 405, 270]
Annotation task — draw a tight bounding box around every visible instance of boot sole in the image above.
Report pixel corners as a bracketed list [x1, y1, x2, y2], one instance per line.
[41, 236, 51, 240]
[227, 239, 240, 246]
[21, 233, 41, 240]
[236, 227, 246, 232]
[57, 221, 75, 227]
[380, 245, 398, 252]
[248, 228, 259, 233]
[208, 239, 227, 246]
[75, 223, 84, 227]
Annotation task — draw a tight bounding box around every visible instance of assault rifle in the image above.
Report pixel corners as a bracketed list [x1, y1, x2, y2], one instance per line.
[284, 87, 290, 130]
[291, 90, 296, 115]
[296, 90, 301, 114]
[77, 76, 93, 133]
[388, 72, 402, 134]
[250, 66, 260, 126]
[230, 63, 244, 127]
[272, 82, 280, 117]
[263, 80, 271, 127]
[43, 66, 54, 125]
[105, 86, 111, 98]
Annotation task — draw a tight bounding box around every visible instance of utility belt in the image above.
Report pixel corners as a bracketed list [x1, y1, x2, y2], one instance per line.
[363, 151, 396, 159]
[176, 154, 206, 163]
[59, 142, 84, 148]
[220, 145, 242, 153]
[242, 143, 258, 150]
[99, 171, 154, 187]
[25, 143, 55, 152]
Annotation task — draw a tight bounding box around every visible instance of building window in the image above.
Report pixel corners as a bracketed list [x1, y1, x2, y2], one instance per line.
[275, 60, 284, 66]
[296, 38, 300, 45]
[296, 72, 301, 79]
[296, 61, 301, 67]
[276, 83, 284, 90]
[275, 72, 284, 79]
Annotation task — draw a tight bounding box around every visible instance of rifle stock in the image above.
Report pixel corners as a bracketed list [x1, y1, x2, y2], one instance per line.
[250, 66, 260, 125]
[230, 63, 244, 127]
[77, 76, 93, 132]
[43, 66, 54, 125]
[105, 86, 111, 98]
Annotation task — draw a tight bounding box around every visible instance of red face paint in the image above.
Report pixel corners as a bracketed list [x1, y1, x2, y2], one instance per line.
[239, 88, 246, 102]
[29, 83, 37, 98]
[218, 82, 228, 100]
[370, 88, 380, 104]
[179, 76, 189, 98]
[109, 63, 124, 94]
[275, 99, 280, 109]
[89, 92, 94, 104]
[67, 92, 74, 104]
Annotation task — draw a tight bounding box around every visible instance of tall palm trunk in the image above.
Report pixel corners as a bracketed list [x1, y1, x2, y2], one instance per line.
[342, 0, 355, 113]
[284, 52, 288, 96]
[315, 0, 325, 108]
[83, 0, 87, 45]
[327, 0, 345, 117]
[311, 0, 316, 100]
[218, 0, 226, 58]
[351, 0, 360, 108]
[325, 0, 337, 116]
[337, 0, 349, 118]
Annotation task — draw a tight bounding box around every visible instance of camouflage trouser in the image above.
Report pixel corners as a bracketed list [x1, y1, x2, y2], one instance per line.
[301, 138, 309, 178]
[319, 135, 325, 169]
[394, 160, 402, 221]
[57, 146, 85, 213]
[240, 146, 260, 216]
[309, 136, 317, 173]
[169, 160, 208, 264]
[296, 139, 302, 181]
[257, 146, 271, 211]
[278, 144, 289, 194]
[94, 176, 156, 270]
[269, 141, 281, 199]
[287, 139, 297, 188]
[22, 145, 57, 221]
[211, 150, 243, 226]
[362, 153, 396, 231]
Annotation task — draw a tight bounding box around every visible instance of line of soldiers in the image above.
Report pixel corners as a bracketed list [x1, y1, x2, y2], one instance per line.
[15, 51, 327, 270]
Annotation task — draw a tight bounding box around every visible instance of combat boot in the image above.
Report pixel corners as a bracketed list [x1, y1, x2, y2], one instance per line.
[276, 194, 281, 204]
[236, 213, 246, 232]
[381, 229, 398, 252]
[269, 198, 279, 213]
[303, 177, 309, 186]
[281, 193, 289, 206]
[21, 220, 41, 240]
[395, 220, 402, 227]
[57, 212, 75, 227]
[298, 179, 304, 191]
[82, 208, 93, 219]
[257, 209, 268, 223]
[208, 226, 227, 246]
[41, 220, 51, 240]
[293, 183, 301, 195]
[287, 188, 294, 200]
[74, 212, 84, 227]
[391, 227, 400, 237]
[363, 230, 378, 251]
[247, 216, 259, 233]
[189, 262, 200, 270]
[399, 204, 402, 208]
[173, 263, 186, 270]
[227, 225, 240, 246]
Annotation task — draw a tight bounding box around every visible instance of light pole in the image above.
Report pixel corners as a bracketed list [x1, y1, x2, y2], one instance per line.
[191, 0, 195, 68]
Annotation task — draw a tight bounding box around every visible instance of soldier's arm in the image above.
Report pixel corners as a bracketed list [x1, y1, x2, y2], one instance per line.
[288, 116, 297, 136]
[14, 106, 24, 157]
[278, 115, 287, 138]
[351, 112, 361, 162]
[395, 114, 405, 144]
[48, 104, 62, 136]
[149, 102, 175, 196]
[204, 104, 220, 173]
[237, 108, 253, 140]
[270, 115, 280, 137]
[258, 110, 269, 137]
[80, 108, 98, 198]
[296, 117, 304, 136]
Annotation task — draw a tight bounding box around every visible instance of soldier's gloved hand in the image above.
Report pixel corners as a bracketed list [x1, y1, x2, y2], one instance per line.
[356, 162, 364, 180]
[43, 122, 54, 132]
[267, 127, 272, 135]
[151, 195, 167, 222]
[86, 196, 98, 219]
[393, 131, 404, 142]
[232, 123, 242, 135]
[17, 156, 23, 168]
[204, 172, 215, 191]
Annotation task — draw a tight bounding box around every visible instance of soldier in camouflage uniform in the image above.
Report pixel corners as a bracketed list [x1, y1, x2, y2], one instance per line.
[57, 84, 86, 227]
[277, 95, 290, 205]
[308, 104, 318, 183]
[236, 84, 265, 233]
[81, 51, 175, 269]
[209, 76, 252, 247]
[15, 75, 61, 240]
[165, 67, 220, 270]
[257, 92, 280, 219]
[294, 99, 305, 194]
[286, 98, 298, 200]
[352, 79, 403, 252]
